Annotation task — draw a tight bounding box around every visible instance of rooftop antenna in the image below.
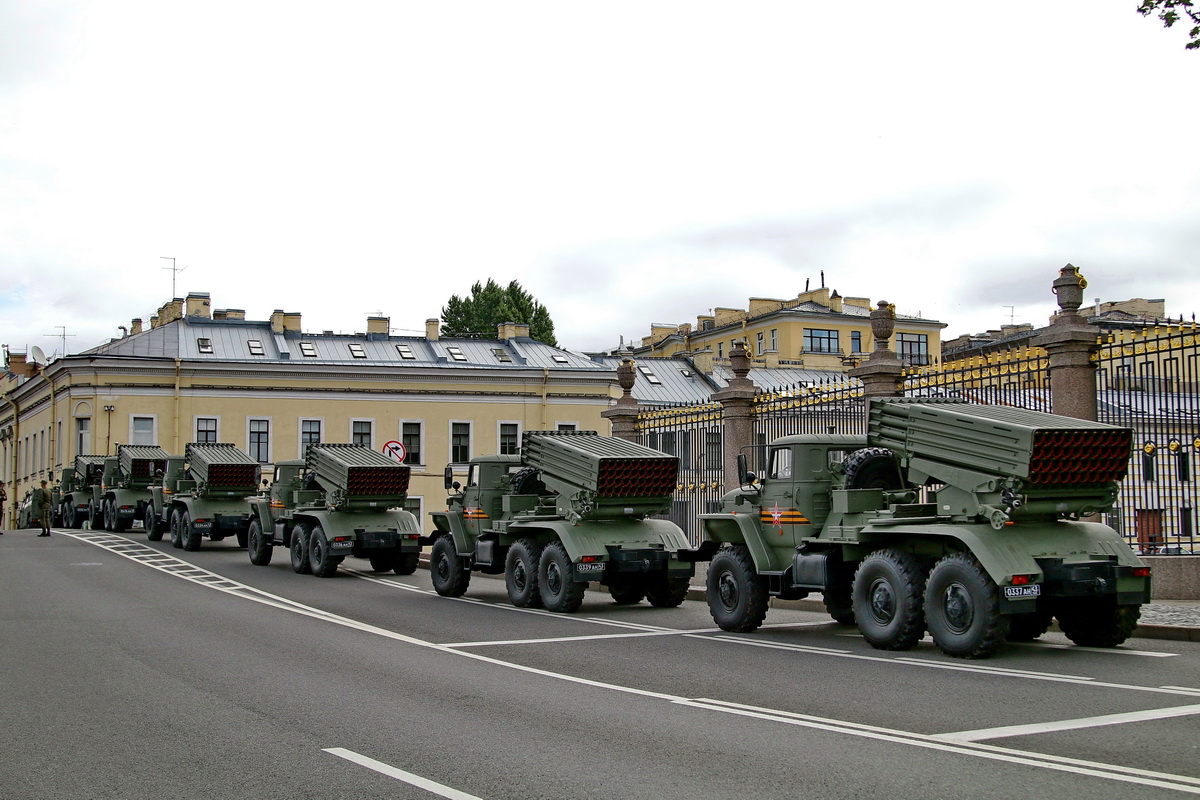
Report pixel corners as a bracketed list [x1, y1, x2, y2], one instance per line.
[1003, 305, 1015, 325]
[161, 256, 187, 297]
[42, 325, 75, 359]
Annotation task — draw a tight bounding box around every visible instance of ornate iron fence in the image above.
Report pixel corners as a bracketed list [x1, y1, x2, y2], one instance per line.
[636, 401, 724, 546]
[752, 377, 865, 473]
[902, 345, 1053, 411]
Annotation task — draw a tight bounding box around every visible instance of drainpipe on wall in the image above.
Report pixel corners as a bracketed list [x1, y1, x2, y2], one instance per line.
[540, 367, 550, 428]
[174, 358, 182, 452]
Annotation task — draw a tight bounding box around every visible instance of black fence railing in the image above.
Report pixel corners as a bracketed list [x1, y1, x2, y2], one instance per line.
[636, 401, 724, 546]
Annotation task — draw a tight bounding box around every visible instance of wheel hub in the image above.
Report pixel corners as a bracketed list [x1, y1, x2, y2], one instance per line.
[512, 561, 528, 590]
[869, 578, 896, 624]
[717, 571, 739, 610]
[942, 582, 973, 633]
[547, 563, 562, 595]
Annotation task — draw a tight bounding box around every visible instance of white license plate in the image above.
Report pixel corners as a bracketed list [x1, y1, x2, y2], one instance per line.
[1003, 584, 1041, 598]
[576, 562, 605, 573]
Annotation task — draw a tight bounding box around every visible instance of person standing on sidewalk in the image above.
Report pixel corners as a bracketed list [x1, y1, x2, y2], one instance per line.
[0, 480, 6, 534]
[33, 480, 52, 536]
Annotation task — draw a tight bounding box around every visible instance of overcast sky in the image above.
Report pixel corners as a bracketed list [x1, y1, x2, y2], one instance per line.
[2, 1, 1197, 362]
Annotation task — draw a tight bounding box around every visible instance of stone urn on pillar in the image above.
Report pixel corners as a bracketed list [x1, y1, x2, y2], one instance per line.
[849, 300, 903, 399]
[1033, 264, 1100, 421]
[602, 357, 640, 442]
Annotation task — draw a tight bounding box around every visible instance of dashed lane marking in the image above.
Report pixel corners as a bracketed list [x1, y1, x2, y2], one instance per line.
[934, 703, 1200, 742]
[324, 748, 483, 799]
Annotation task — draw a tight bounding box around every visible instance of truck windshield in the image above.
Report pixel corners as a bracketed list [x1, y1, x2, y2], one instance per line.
[768, 448, 792, 480]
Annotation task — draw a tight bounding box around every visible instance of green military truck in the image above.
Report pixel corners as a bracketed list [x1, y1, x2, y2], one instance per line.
[246, 443, 422, 578]
[429, 430, 697, 613]
[702, 397, 1152, 658]
[91, 445, 170, 532]
[57, 455, 105, 528]
[148, 442, 260, 551]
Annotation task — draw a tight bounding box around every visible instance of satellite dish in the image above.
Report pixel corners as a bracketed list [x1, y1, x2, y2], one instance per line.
[29, 345, 47, 365]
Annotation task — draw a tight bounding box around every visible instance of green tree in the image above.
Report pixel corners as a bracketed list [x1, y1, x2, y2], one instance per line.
[1138, 0, 1200, 49]
[440, 279, 559, 346]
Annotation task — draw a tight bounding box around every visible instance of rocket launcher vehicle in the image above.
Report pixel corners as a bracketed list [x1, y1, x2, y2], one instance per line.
[184, 442, 261, 497]
[304, 443, 411, 510]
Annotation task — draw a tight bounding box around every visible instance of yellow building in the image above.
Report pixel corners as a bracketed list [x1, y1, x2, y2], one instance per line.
[1, 292, 620, 530]
[630, 286, 946, 372]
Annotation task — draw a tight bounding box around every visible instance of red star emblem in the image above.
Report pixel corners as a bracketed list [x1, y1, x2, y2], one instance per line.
[771, 502, 784, 532]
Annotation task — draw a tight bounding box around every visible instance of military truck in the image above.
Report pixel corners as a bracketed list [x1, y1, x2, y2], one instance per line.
[149, 442, 260, 551]
[429, 430, 696, 613]
[246, 444, 422, 578]
[90, 445, 170, 532]
[58, 455, 105, 528]
[702, 397, 1152, 659]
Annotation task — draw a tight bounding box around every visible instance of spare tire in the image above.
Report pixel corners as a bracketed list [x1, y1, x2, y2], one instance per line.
[843, 447, 904, 491]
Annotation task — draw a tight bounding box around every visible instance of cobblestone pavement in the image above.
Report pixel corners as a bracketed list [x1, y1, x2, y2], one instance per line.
[1141, 601, 1200, 628]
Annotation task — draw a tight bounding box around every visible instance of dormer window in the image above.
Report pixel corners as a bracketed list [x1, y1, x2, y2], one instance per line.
[493, 348, 512, 363]
[247, 340, 265, 356]
[446, 346, 467, 362]
[396, 344, 415, 360]
[197, 338, 214, 354]
[551, 354, 568, 364]
[299, 342, 317, 357]
[638, 365, 662, 385]
[348, 343, 367, 359]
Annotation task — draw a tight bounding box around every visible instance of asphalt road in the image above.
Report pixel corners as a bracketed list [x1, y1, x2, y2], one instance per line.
[2, 527, 1200, 799]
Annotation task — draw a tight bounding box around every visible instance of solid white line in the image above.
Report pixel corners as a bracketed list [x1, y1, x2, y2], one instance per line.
[444, 627, 723, 648]
[834, 632, 1175, 658]
[1162, 686, 1200, 695]
[323, 748, 482, 800]
[935, 704, 1200, 742]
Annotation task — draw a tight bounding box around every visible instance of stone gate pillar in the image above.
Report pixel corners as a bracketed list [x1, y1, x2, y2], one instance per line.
[1032, 264, 1100, 422]
[848, 301, 904, 399]
[713, 341, 757, 491]
[601, 358, 640, 442]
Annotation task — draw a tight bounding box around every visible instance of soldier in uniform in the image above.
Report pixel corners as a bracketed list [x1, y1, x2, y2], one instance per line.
[0, 480, 6, 533]
[33, 479, 52, 536]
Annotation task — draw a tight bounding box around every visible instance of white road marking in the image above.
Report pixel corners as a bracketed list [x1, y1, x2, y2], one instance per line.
[836, 632, 1175, 657]
[324, 748, 483, 800]
[1162, 686, 1200, 695]
[444, 627, 723, 648]
[934, 703, 1200, 742]
[64, 531, 1200, 795]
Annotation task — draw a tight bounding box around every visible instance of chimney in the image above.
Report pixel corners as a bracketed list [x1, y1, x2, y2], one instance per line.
[156, 298, 184, 325]
[271, 310, 302, 333]
[150, 315, 160, 328]
[223, 309, 246, 320]
[131, 318, 143, 335]
[6, 352, 32, 379]
[270, 310, 286, 333]
[426, 318, 440, 341]
[185, 292, 212, 318]
[367, 316, 390, 335]
[497, 321, 530, 341]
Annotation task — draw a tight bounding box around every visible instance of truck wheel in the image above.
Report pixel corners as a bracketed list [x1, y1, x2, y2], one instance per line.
[1056, 598, 1140, 648]
[506, 538, 545, 608]
[180, 511, 201, 551]
[169, 509, 183, 548]
[392, 552, 420, 576]
[607, 578, 645, 605]
[104, 499, 117, 532]
[539, 541, 585, 613]
[823, 584, 856, 625]
[706, 546, 769, 632]
[236, 530, 249, 549]
[308, 525, 340, 578]
[1006, 610, 1053, 642]
[645, 573, 690, 608]
[247, 520, 273, 566]
[852, 549, 926, 651]
[924, 552, 1008, 658]
[113, 508, 130, 533]
[842, 447, 905, 491]
[368, 554, 393, 572]
[290, 523, 312, 574]
[145, 506, 164, 541]
[430, 535, 470, 597]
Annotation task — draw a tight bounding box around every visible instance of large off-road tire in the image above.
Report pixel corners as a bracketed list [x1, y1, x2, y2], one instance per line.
[308, 525, 342, 578]
[430, 535, 470, 597]
[169, 508, 184, 548]
[247, 520, 273, 566]
[706, 545, 769, 632]
[539, 541, 586, 613]
[824, 583, 856, 625]
[180, 510, 201, 551]
[69, 504, 84, 529]
[924, 552, 1009, 659]
[113, 511, 130, 533]
[145, 506, 164, 541]
[509, 466, 546, 495]
[1006, 610, 1054, 642]
[842, 447, 905, 491]
[88, 500, 101, 531]
[607, 577, 645, 605]
[392, 551, 420, 576]
[368, 554, 393, 572]
[289, 523, 312, 574]
[645, 572, 690, 608]
[1055, 598, 1141, 648]
[235, 529, 248, 549]
[852, 548, 926, 651]
[104, 499, 118, 532]
[506, 538, 545, 608]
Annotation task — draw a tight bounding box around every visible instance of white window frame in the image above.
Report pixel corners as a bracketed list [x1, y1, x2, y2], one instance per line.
[497, 420, 522, 455]
[129, 414, 158, 446]
[399, 419, 424, 468]
[351, 418, 375, 449]
[76, 417, 91, 455]
[555, 422, 579, 432]
[403, 495, 424, 523]
[449, 420, 473, 465]
[248, 417, 272, 464]
[299, 418, 324, 458]
[194, 415, 220, 444]
[299, 341, 318, 357]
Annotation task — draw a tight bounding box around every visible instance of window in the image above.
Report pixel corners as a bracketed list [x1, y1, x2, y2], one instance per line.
[804, 329, 839, 354]
[551, 354, 569, 364]
[348, 343, 367, 359]
[197, 338, 214, 354]
[247, 339, 265, 356]
[756, 332, 764, 355]
[637, 365, 662, 385]
[300, 419, 322, 456]
[196, 417, 218, 444]
[76, 418, 91, 454]
[352, 420, 372, 447]
[299, 342, 317, 357]
[131, 416, 155, 445]
[451, 422, 471, 464]
[770, 329, 778, 351]
[249, 419, 271, 463]
[717, 342, 724, 359]
[446, 346, 467, 362]
[851, 331, 862, 353]
[404, 496, 423, 519]
[499, 423, 520, 455]
[556, 423, 577, 432]
[897, 333, 930, 366]
[396, 344, 416, 359]
[769, 447, 793, 480]
[492, 348, 513, 363]
[401, 421, 422, 465]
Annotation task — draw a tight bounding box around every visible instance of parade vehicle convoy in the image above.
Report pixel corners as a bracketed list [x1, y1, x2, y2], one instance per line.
[90, 445, 170, 532]
[57, 455, 106, 528]
[701, 397, 1152, 659]
[246, 443, 422, 578]
[429, 430, 697, 613]
[146, 442, 259, 551]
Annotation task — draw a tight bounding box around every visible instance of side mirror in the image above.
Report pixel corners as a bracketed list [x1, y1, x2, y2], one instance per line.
[444, 465, 455, 492]
[737, 453, 756, 487]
